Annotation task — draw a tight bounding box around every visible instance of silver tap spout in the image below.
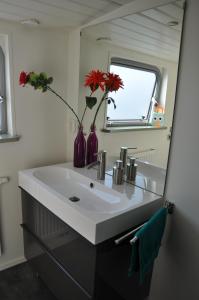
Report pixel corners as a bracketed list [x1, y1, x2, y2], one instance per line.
[87, 150, 107, 180]
[87, 160, 99, 169]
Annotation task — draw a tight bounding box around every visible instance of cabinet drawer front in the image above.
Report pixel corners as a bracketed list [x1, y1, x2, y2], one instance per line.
[22, 190, 96, 295]
[96, 239, 152, 300]
[23, 225, 91, 300]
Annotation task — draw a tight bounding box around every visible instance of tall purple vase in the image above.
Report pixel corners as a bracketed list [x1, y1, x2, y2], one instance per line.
[86, 125, 98, 165]
[73, 126, 86, 168]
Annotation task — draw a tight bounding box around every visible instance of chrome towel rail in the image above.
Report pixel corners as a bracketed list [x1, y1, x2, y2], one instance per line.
[115, 222, 148, 245]
[129, 200, 174, 245]
[115, 200, 174, 246]
[130, 236, 139, 245]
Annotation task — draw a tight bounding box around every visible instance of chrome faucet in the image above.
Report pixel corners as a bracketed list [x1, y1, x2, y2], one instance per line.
[120, 146, 137, 171]
[87, 150, 107, 180]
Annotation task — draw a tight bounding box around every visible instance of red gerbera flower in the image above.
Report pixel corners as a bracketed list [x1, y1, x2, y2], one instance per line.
[84, 70, 105, 92]
[105, 73, 124, 92]
[19, 71, 29, 86]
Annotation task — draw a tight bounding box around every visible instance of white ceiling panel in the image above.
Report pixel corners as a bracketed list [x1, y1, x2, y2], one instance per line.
[141, 8, 180, 28]
[1, 0, 91, 20]
[82, 1, 185, 62]
[124, 13, 180, 41]
[0, 10, 22, 22]
[69, 0, 116, 11]
[0, 0, 184, 61]
[0, 0, 133, 27]
[105, 36, 177, 60]
[110, 0, 135, 4]
[31, 0, 99, 17]
[0, 1, 87, 27]
[111, 19, 179, 47]
[157, 3, 184, 20]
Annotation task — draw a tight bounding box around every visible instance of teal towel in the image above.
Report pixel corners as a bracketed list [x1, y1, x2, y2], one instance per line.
[128, 207, 167, 283]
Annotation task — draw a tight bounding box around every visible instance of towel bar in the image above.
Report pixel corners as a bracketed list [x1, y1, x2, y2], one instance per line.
[129, 200, 174, 245]
[115, 200, 174, 246]
[115, 222, 147, 245]
[130, 236, 139, 245]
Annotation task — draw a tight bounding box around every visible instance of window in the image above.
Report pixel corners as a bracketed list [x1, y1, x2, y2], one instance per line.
[0, 46, 7, 134]
[0, 35, 18, 142]
[106, 57, 161, 127]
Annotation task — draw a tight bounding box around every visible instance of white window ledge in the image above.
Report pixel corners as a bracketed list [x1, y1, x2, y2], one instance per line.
[0, 134, 20, 143]
[101, 126, 167, 133]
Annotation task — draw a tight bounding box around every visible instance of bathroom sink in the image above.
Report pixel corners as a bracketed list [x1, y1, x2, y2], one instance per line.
[34, 167, 135, 214]
[18, 163, 163, 244]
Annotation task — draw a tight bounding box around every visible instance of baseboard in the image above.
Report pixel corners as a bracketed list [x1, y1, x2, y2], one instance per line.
[0, 256, 26, 272]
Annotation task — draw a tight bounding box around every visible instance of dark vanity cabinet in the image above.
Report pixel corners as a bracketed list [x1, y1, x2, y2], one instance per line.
[21, 189, 153, 300]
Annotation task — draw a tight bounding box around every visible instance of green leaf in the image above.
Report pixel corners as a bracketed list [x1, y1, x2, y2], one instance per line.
[86, 96, 97, 110]
[29, 72, 38, 83]
[40, 72, 47, 80]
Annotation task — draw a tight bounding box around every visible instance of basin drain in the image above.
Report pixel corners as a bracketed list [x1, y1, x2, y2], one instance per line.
[69, 196, 80, 202]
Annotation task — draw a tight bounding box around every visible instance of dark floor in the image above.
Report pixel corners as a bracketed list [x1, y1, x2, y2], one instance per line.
[0, 262, 57, 300]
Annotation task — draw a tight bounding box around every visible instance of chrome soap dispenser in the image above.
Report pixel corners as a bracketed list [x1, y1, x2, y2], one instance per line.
[113, 160, 124, 185]
[126, 157, 137, 182]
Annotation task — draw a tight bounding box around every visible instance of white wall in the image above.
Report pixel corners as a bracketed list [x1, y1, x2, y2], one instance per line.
[65, 28, 81, 161]
[149, 0, 199, 299]
[0, 20, 69, 270]
[79, 37, 179, 168]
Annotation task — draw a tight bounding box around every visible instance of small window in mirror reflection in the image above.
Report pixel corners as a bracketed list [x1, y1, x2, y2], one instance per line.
[106, 58, 161, 127]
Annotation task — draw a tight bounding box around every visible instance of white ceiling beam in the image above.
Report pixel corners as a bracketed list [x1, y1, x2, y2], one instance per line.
[80, 0, 175, 29]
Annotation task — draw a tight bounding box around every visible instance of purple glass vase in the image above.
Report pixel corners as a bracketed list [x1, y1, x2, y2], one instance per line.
[73, 126, 86, 168]
[86, 125, 98, 165]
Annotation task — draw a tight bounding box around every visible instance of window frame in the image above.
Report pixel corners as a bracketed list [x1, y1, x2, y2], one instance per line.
[0, 33, 18, 141]
[105, 57, 162, 128]
[0, 45, 7, 134]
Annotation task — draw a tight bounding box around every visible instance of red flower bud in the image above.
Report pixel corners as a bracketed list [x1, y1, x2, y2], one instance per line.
[105, 73, 124, 92]
[19, 71, 28, 86]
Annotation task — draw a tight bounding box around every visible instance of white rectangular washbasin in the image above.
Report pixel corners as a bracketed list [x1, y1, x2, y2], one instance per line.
[18, 163, 163, 244]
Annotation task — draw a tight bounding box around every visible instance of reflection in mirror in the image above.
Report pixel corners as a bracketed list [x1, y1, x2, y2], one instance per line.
[78, 1, 185, 196]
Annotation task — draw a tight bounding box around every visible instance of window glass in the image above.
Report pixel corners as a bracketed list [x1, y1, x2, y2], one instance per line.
[107, 61, 159, 125]
[0, 46, 7, 134]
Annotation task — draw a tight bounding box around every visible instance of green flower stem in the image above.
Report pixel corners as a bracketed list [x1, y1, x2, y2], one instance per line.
[92, 92, 108, 127]
[81, 91, 94, 124]
[47, 86, 81, 127]
[80, 105, 88, 125]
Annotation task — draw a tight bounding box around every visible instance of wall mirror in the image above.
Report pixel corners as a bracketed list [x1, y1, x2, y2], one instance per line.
[78, 0, 185, 196]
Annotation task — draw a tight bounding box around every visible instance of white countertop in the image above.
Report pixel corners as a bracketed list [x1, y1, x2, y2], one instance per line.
[107, 161, 166, 196]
